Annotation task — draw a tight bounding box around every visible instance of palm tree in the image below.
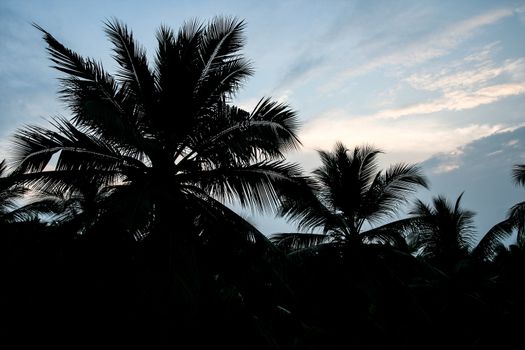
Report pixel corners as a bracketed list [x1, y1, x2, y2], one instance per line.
[9, 18, 304, 345]
[474, 164, 525, 260]
[271, 142, 428, 251]
[405, 193, 476, 270]
[267, 144, 430, 349]
[12, 17, 302, 248]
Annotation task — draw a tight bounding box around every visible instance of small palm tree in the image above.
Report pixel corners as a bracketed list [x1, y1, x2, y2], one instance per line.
[406, 193, 476, 270]
[271, 142, 428, 251]
[474, 164, 525, 260]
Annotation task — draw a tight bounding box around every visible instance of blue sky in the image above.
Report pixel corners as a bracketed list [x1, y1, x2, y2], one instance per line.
[1, 0, 525, 238]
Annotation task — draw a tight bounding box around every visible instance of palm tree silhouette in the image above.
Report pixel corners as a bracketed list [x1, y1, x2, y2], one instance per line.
[12, 17, 302, 247]
[406, 193, 476, 270]
[474, 164, 525, 260]
[271, 142, 428, 251]
[9, 18, 305, 345]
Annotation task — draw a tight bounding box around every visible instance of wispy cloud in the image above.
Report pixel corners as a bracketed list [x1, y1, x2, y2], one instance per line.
[423, 125, 525, 175]
[373, 50, 525, 119]
[299, 108, 510, 163]
[321, 7, 515, 92]
[406, 57, 525, 92]
[375, 83, 525, 119]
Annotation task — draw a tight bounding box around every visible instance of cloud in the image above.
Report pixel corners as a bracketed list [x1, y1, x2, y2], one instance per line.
[424, 125, 525, 174]
[374, 83, 525, 119]
[299, 107, 512, 163]
[321, 7, 515, 92]
[406, 57, 525, 92]
[372, 52, 525, 119]
[419, 126, 525, 236]
[434, 163, 461, 174]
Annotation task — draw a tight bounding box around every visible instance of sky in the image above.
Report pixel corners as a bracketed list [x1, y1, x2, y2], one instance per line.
[1, 0, 525, 240]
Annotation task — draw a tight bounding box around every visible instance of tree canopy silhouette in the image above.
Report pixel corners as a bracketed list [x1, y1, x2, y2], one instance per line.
[272, 142, 428, 251]
[13, 17, 304, 244]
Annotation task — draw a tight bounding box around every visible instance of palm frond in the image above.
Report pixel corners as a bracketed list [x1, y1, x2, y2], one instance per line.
[36, 23, 151, 156]
[361, 217, 424, 250]
[277, 174, 341, 232]
[1, 198, 63, 224]
[12, 117, 145, 176]
[247, 97, 301, 153]
[181, 160, 304, 213]
[508, 201, 525, 247]
[356, 144, 383, 194]
[0, 160, 7, 177]
[104, 18, 156, 115]
[365, 163, 428, 224]
[181, 98, 301, 168]
[473, 218, 515, 261]
[270, 232, 331, 253]
[10, 169, 120, 196]
[195, 17, 252, 98]
[512, 164, 525, 186]
[408, 194, 477, 262]
[187, 187, 273, 248]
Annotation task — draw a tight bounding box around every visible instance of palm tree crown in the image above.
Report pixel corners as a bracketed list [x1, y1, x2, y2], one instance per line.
[407, 193, 476, 266]
[12, 18, 303, 240]
[475, 164, 525, 260]
[273, 142, 428, 250]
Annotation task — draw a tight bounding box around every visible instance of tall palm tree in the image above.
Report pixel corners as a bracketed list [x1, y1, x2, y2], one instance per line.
[406, 193, 476, 269]
[271, 142, 428, 251]
[9, 18, 305, 345]
[12, 17, 302, 245]
[474, 164, 525, 260]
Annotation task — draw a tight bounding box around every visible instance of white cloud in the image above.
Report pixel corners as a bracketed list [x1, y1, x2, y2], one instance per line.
[406, 58, 525, 92]
[299, 108, 509, 163]
[321, 7, 515, 92]
[486, 149, 504, 157]
[371, 83, 525, 119]
[464, 42, 501, 62]
[374, 51, 525, 120]
[434, 163, 461, 174]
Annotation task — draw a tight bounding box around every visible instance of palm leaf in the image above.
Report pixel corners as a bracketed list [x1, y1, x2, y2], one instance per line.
[181, 160, 304, 213]
[104, 18, 156, 117]
[269, 232, 332, 253]
[508, 201, 525, 247]
[195, 17, 253, 99]
[35, 22, 148, 156]
[473, 218, 515, 261]
[512, 164, 525, 186]
[365, 163, 428, 224]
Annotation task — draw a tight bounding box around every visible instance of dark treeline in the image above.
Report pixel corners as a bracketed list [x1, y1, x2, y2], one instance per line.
[1, 17, 524, 349]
